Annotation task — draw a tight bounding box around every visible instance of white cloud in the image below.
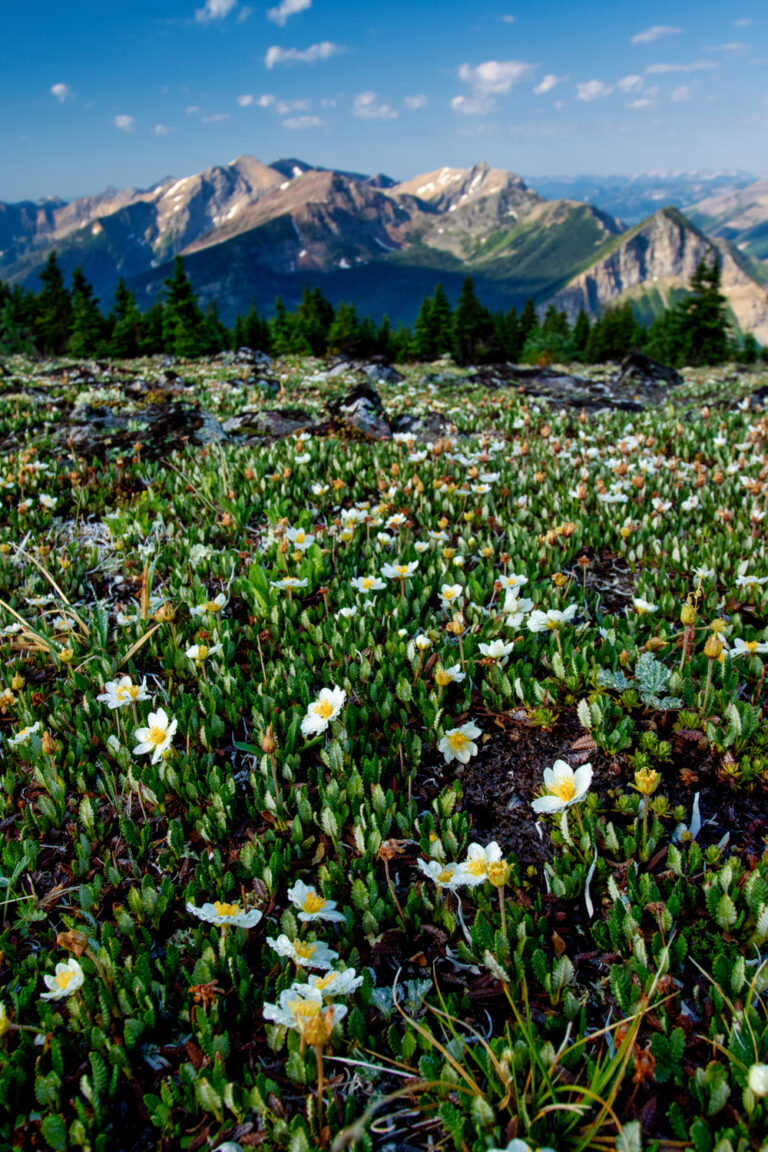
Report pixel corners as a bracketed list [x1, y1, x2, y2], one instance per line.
[202, 112, 230, 122]
[705, 42, 747, 53]
[195, 0, 237, 22]
[236, 4, 251, 20]
[734, 18, 752, 27]
[451, 93, 495, 116]
[258, 94, 276, 107]
[404, 94, 428, 110]
[265, 41, 342, 68]
[114, 114, 135, 132]
[576, 79, 612, 102]
[645, 60, 716, 74]
[353, 91, 397, 120]
[282, 114, 323, 128]
[50, 82, 71, 103]
[533, 73, 562, 95]
[632, 25, 682, 44]
[154, 123, 172, 135]
[452, 59, 536, 115]
[617, 74, 643, 92]
[237, 94, 255, 106]
[267, 0, 310, 25]
[502, 13, 515, 21]
[671, 85, 692, 101]
[186, 105, 200, 115]
[458, 59, 536, 94]
[628, 97, 654, 109]
[275, 97, 311, 113]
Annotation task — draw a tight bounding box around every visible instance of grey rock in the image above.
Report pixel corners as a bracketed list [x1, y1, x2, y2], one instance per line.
[391, 412, 451, 440]
[61, 400, 228, 460]
[223, 407, 311, 438]
[616, 351, 683, 390]
[325, 381, 392, 440]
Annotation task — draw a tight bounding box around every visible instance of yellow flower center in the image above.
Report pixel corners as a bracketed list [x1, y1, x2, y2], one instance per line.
[313, 700, 334, 720]
[549, 775, 575, 802]
[196, 645, 209, 660]
[745, 640, 758, 652]
[116, 683, 133, 701]
[546, 617, 559, 630]
[302, 892, 327, 914]
[290, 997, 322, 1020]
[442, 589, 456, 599]
[314, 973, 336, 991]
[213, 901, 240, 918]
[294, 940, 316, 960]
[437, 868, 454, 884]
[205, 601, 221, 612]
[148, 726, 167, 746]
[448, 731, 468, 750]
[296, 531, 305, 542]
[396, 566, 409, 576]
[466, 858, 486, 876]
[55, 970, 74, 990]
[362, 577, 374, 589]
[435, 670, 452, 687]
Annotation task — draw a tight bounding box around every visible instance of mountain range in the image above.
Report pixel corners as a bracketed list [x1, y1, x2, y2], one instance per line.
[3, 157, 768, 340]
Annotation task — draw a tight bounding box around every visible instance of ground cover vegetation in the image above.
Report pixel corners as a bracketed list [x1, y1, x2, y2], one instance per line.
[0, 252, 761, 369]
[1, 347, 768, 1152]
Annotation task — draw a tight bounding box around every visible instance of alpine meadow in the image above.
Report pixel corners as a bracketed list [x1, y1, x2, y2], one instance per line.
[3, 3, 768, 1152]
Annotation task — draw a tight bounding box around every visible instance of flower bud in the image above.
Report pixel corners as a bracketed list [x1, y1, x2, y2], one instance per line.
[680, 599, 696, 626]
[11, 673, 24, 691]
[59, 648, 74, 664]
[487, 860, 511, 888]
[261, 724, 278, 756]
[748, 1063, 768, 1097]
[633, 767, 660, 796]
[704, 633, 723, 660]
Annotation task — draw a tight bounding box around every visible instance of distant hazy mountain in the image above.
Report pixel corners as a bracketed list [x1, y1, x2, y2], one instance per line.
[686, 180, 768, 261]
[2, 157, 768, 336]
[526, 172, 758, 226]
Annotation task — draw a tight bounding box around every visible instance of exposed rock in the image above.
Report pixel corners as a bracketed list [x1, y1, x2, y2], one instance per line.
[616, 352, 683, 390]
[364, 360, 403, 384]
[61, 400, 227, 460]
[391, 412, 452, 440]
[223, 407, 311, 438]
[325, 381, 392, 440]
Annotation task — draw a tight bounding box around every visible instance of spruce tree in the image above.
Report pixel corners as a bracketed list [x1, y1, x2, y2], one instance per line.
[430, 284, 454, 355]
[453, 276, 491, 364]
[571, 309, 591, 360]
[327, 302, 361, 356]
[161, 256, 205, 357]
[109, 278, 143, 358]
[413, 295, 436, 360]
[36, 251, 72, 355]
[517, 298, 539, 347]
[68, 267, 105, 357]
[295, 287, 334, 356]
[679, 257, 730, 365]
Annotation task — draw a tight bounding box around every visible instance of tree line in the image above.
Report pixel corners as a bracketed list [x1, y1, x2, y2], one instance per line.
[0, 250, 761, 367]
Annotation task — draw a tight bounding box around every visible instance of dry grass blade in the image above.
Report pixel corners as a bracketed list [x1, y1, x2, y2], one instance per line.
[14, 545, 90, 638]
[118, 622, 162, 668]
[0, 597, 60, 655]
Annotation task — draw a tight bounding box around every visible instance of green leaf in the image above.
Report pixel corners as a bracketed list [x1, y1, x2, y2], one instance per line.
[40, 1115, 67, 1152]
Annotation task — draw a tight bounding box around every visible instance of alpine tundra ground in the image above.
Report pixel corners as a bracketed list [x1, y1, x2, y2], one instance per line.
[2, 353, 768, 1152]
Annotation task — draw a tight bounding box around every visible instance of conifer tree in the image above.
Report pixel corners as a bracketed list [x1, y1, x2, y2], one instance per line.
[413, 295, 436, 359]
[161, 256, 205, 357]
[453, 276, 491, 364]
[109, 278, 143, 358]
[680, 257, 730, 365]
[68, 267, 105, 357]
[327, 302, 361, 356]
[35, 251, 72, 355]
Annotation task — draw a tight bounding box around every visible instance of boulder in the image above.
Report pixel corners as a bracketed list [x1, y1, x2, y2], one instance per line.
[325, 381, 392, 440]
[61, 400, 228, 460]
[616, 352, 683, 390]
[223, 407, 312, 438]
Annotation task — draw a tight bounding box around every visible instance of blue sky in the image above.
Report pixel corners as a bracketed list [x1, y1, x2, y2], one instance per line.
[1, 0, 766, 201]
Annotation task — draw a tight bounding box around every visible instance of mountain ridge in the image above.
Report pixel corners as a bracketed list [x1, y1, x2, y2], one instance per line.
[3, 156, 768, 336]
